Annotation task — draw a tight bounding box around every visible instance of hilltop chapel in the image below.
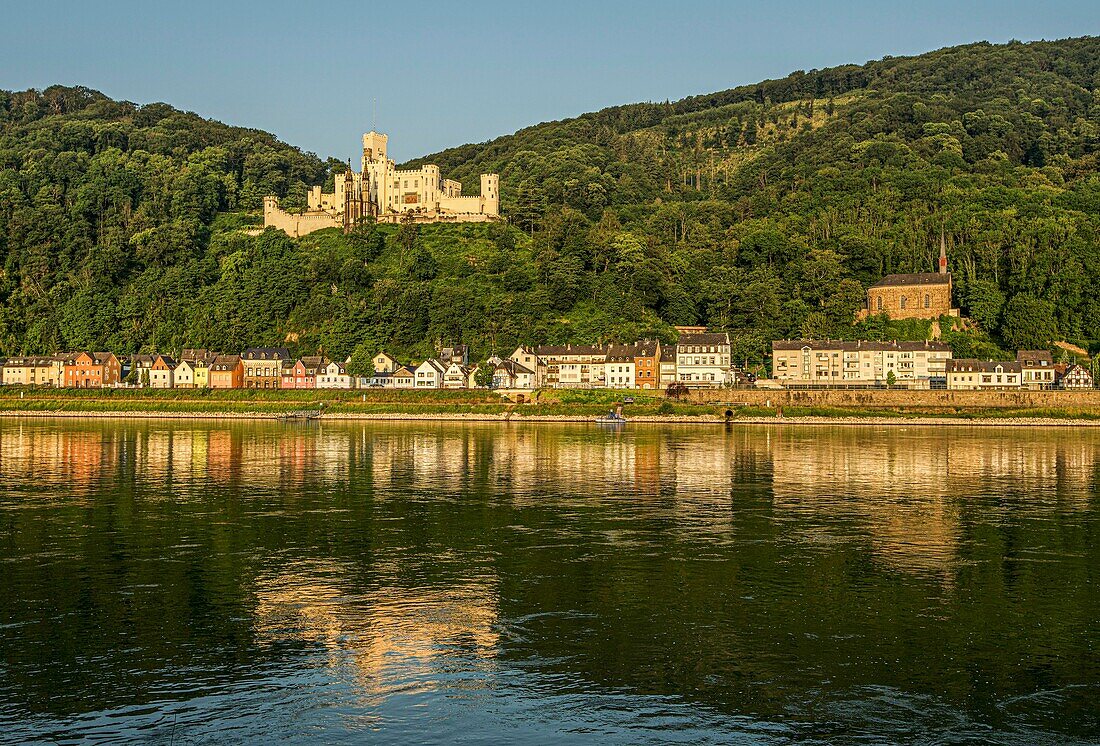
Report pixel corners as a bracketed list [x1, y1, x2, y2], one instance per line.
[859, 238, 960, 320]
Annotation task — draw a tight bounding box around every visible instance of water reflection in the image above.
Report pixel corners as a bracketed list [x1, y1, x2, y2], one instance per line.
[252, 562, 499, 698]
[0, 420, 1098, 743]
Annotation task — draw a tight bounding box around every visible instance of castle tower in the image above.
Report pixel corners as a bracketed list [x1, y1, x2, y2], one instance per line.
[362, 131, 388, 165]
[480, 173, 500, 216]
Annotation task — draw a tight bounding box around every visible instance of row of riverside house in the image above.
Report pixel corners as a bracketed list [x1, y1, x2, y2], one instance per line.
[0, 329, 739, 391]
[770, 341, 1095, 390]
[481, 328, 734, 390]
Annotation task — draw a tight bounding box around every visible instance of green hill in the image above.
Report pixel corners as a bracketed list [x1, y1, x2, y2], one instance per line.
[2, 37, 1100, 366]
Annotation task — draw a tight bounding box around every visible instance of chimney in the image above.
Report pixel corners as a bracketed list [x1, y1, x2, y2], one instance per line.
[939, 231, 948, 275]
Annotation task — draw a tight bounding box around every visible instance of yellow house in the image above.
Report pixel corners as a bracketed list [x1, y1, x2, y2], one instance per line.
[193, 358, 210, 388]
[174, 357, 212, 388]
[1, 357, 58, 386]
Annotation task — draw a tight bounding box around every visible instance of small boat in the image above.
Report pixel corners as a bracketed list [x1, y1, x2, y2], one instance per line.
[595, 411, 627, 425]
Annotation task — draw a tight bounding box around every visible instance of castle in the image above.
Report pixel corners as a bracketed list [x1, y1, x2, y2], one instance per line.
[263, 131, 500, 237]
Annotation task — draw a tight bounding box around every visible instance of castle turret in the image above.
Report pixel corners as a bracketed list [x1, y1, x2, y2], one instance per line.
[362, 131, 388, 165]
[480, 173, 500, 216]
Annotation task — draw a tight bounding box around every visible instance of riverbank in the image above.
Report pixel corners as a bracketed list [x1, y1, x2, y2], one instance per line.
[1, 388, 1099, 425]
[3, 409, 1100, 427]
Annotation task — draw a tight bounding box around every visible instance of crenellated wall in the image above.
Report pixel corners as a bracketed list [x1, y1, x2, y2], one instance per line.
[263, 197, 341, 238]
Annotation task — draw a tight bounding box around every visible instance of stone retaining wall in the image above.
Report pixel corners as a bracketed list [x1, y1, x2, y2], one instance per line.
[687, 387, 1100, 410]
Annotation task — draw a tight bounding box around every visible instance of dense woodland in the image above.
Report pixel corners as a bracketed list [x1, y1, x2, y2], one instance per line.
[2, 37, 1100, 370]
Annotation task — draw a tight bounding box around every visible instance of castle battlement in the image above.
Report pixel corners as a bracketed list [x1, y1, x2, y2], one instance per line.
[263, 131, 500, 238]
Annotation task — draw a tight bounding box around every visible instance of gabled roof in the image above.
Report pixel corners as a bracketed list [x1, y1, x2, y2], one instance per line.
[242, 347, 292, 360]
[416, 359, 446, 373]
[181, 348, 215, 363]
[152, 354, 178, 368]
[3, 356, 55, 367]
[534, 343, 607, 357]
[1016, 350, 1054, 366]
[294, 355, 325, 373]
[676, 331, 730, 346]
[946, 359, 1022, 374]
[772, 339, 952, 352]
[870, 272, 950, 288]
[1062, 363, 1093, 378]
[210, 355, 242, 371]
[392, 365, 416, 377]
[495, 359, 534, 376]
[605, 344, 638, 362]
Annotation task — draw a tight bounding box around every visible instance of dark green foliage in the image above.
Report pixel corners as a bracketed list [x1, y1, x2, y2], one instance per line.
[1000, 294, 1059, 350]
[0, 85, 327, 355]
[4, 37, 1100, 365]
[400, 37, 1100, 360]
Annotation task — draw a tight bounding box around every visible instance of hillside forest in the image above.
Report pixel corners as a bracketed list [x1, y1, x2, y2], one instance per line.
[1, 37, 1099, 371]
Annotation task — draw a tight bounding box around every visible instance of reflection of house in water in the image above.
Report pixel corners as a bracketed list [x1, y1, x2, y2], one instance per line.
[251, 562, 499, 693]
[205, 429, 239, 484]
[0, 426, 109, 494]
[768, 428, 1099, 578]
[769, 429, 962, 578]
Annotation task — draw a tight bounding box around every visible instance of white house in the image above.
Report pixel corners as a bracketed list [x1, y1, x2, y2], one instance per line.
[415, 359, 446, 388]
[173, 359, 196, 388]
[1017, 350, 1056, 389]
[508, 346, 547, 388]
[317, 360, 352, 389]
[1060, 363, 1094, 389]
[391, 365, 416, 389]
[674, 327, 731, 387]
[946, 359, 1022, 390]
[604, 344, 637, 389]
[443, 362, 476, 389]
[491, 358, 537, 390]
[149, 355, 177, 389]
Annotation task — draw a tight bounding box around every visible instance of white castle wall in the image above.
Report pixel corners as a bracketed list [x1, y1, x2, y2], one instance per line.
[263, 131, 501, 237]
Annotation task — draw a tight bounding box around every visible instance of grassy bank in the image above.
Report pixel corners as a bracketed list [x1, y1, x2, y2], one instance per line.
[2, 387, 1100, 423]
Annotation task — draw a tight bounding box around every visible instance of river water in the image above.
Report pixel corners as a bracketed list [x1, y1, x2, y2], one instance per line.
[0, 420, 1097, 744]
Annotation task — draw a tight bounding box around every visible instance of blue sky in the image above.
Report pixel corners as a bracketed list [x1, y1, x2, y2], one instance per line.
[1, 1, 1097, 162]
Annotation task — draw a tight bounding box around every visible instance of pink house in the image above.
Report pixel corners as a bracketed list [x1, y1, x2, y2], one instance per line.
[281, 356, 324, 389]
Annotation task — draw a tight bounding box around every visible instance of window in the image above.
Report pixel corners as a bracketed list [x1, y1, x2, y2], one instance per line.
[900, 296, 908, 310]
[876, 296, 883, 311]
[924, 294, 931, 308]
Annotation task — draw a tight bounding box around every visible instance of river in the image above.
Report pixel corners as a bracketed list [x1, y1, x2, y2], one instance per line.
[0, 420, 1097, 744]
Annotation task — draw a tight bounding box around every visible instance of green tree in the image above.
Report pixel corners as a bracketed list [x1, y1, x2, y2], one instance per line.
[345, 344, 375, 379]
[964, 279, 1006, 331]
[475, 362, 495, 388]
[1000, 295, 1057, 351]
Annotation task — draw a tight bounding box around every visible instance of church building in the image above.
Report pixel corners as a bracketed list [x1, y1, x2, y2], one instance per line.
[859, 239, 959, 320]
